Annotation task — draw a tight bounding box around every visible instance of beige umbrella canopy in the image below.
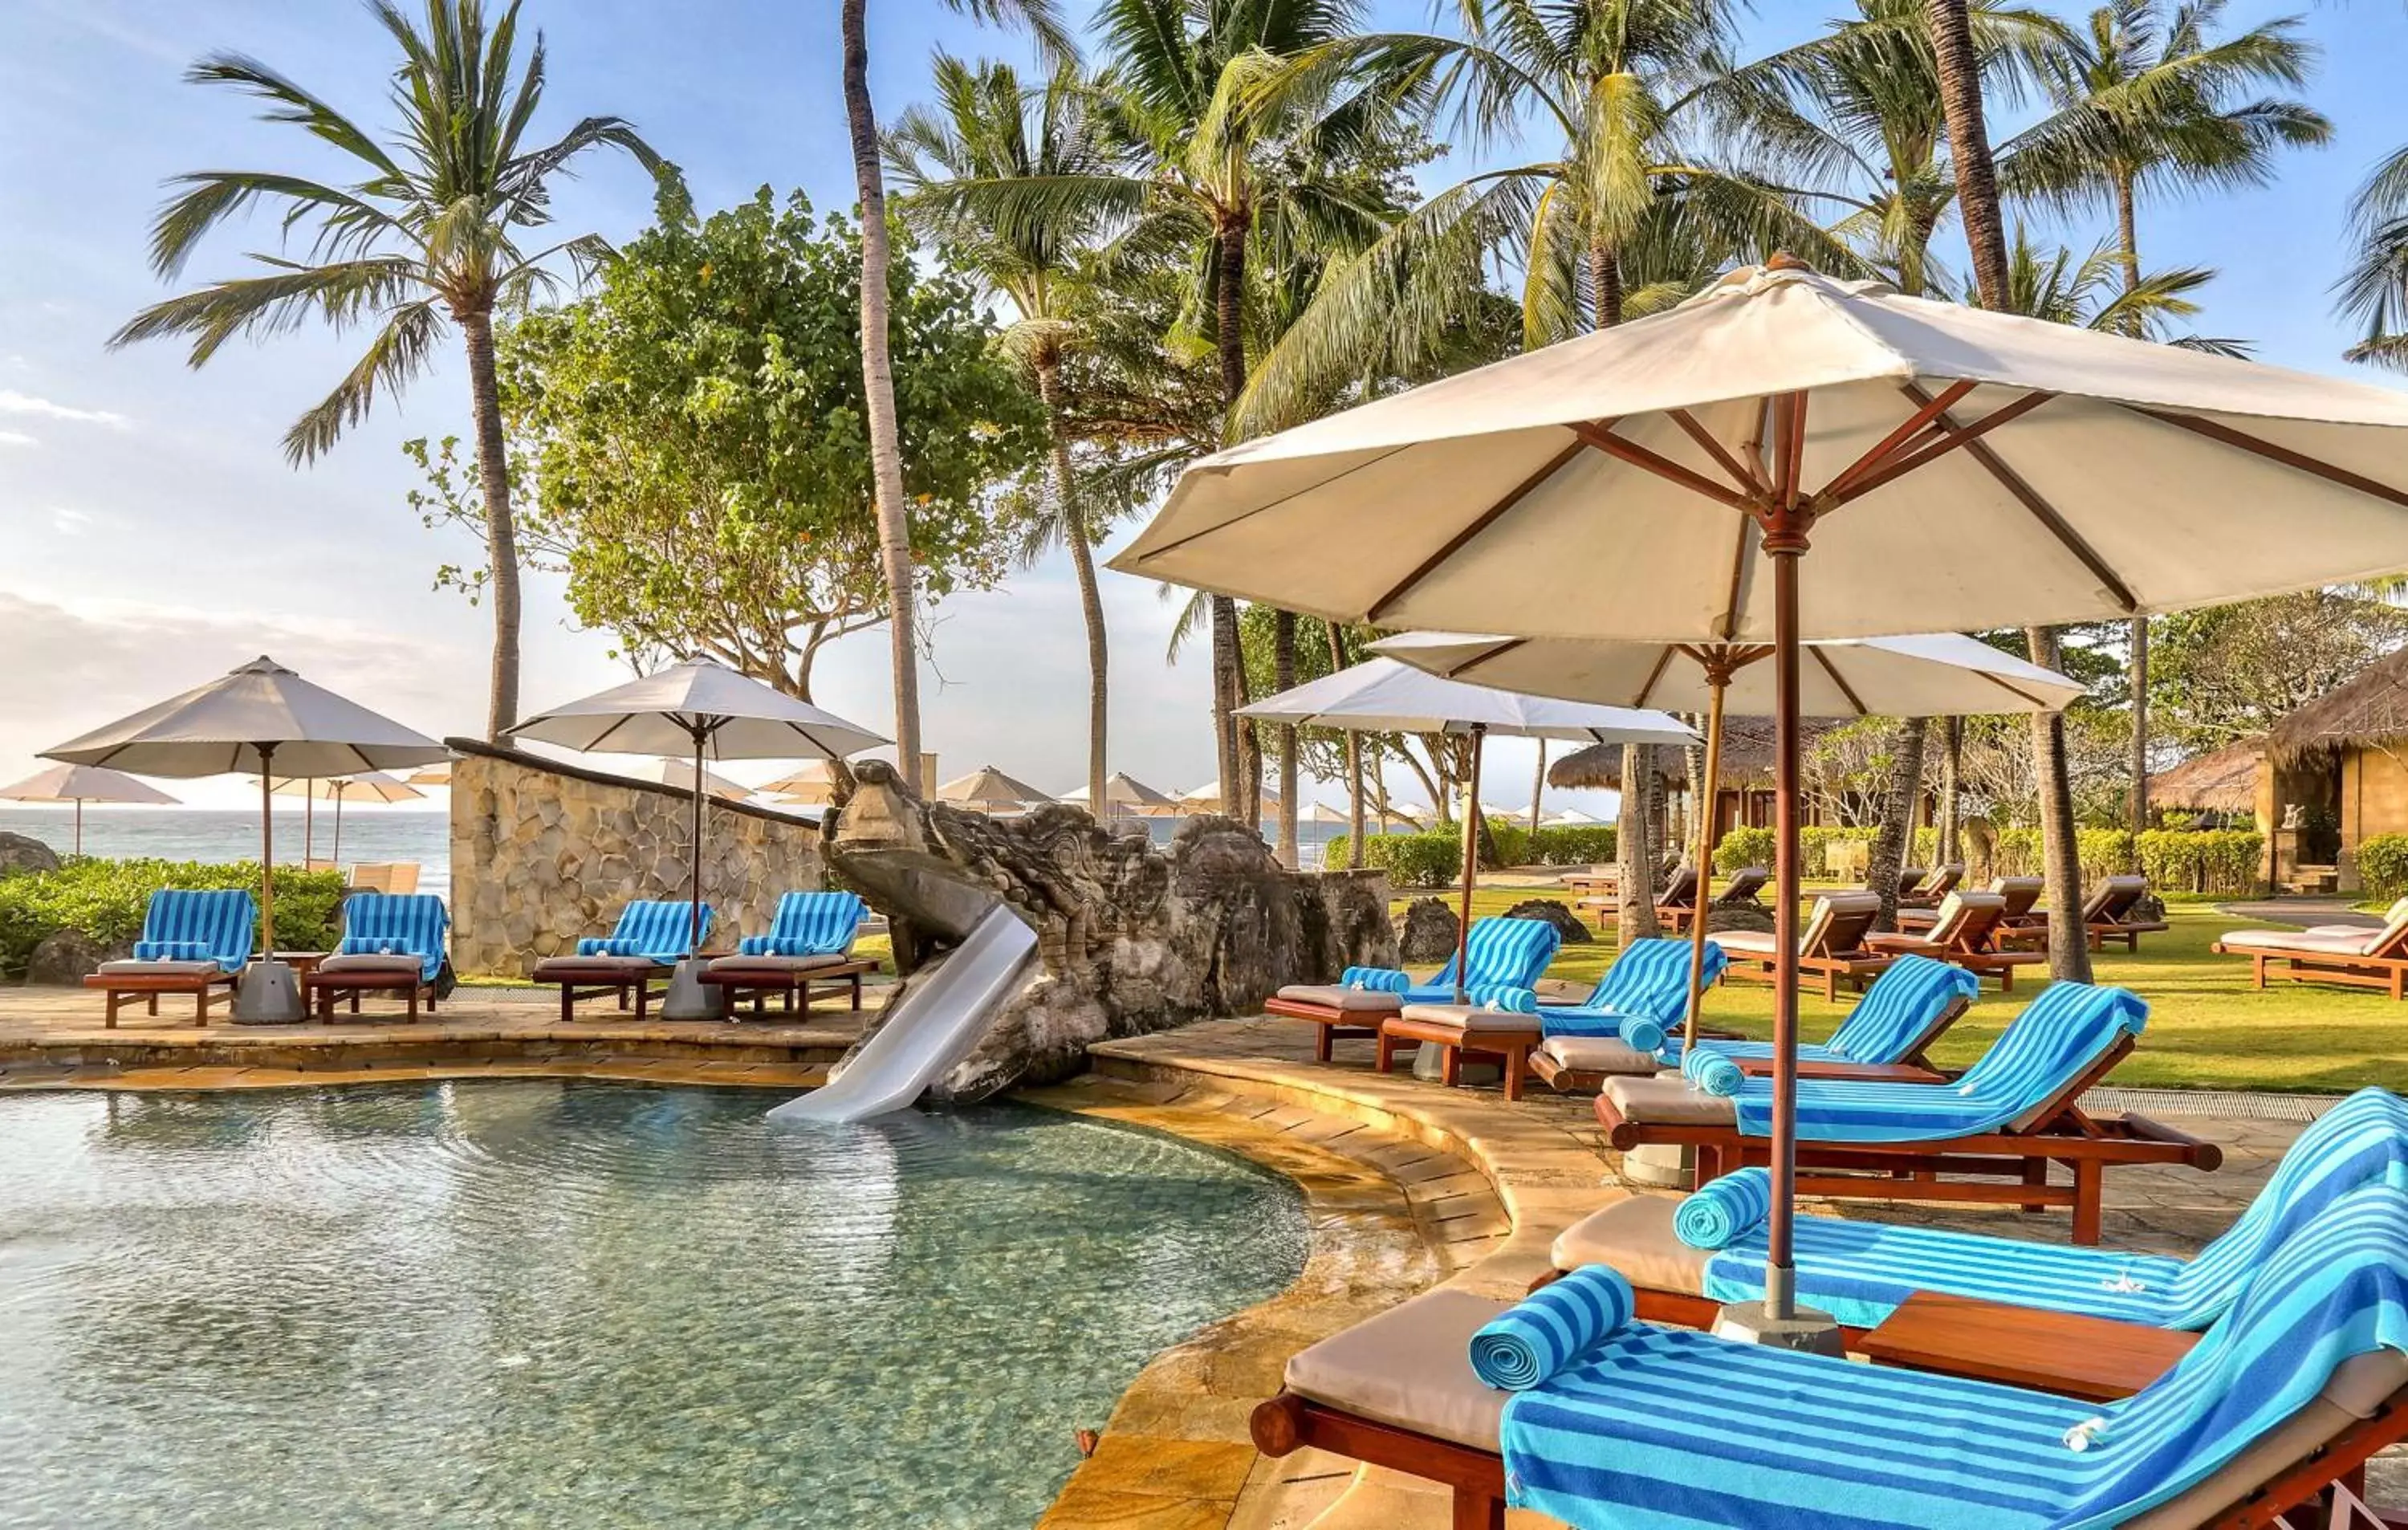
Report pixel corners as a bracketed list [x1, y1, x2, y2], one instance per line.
[405, 763, 453, 787]
[617, 758, 753, 802]
[1178, 779, 1280, 816]
[1061, 772, 1182, 816]
[1115, 258, 2408, 1342]
[264, 771, 426, 865]
[759, 759, 842, 804]
[935, 765, 1055, 811]
[1294, 800, 1352, 825]
[0, 763, 177, 856]
[40, 655, 446, 1019]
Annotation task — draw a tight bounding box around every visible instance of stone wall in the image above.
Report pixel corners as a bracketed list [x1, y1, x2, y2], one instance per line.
[828, 762, 1396, 1100]
[447, 739, 828, 976]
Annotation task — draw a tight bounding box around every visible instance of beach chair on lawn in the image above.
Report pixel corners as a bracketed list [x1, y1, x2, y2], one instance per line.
[2004, 873, 2170, 953]
[1255, 1188, 2408, 1530]
[1653, 865, 1701, 931]
[1556, 1086, 2408, 1337]
[1677, 950, 1979, 1081]
[305, 893, 447, 1021]
[1711, 865, 1768, 905]
[2215, 898, 2408, 1000]
[83, 888, 256, 1026]
[1902, 873, 2040, 934]
[1523, 938, 1733, 1092]
[529, 900, 715, 1022]
[1593, 982, 2221, 1243]
[1889, 864, 1932, 901]
[1865, 889, 2049, 990]
[702, 890, 877, 1016]
[1710, 889, 1894, 1000]
[1267, 917, 1560, 1062]
[1900, 861, 1965, 908]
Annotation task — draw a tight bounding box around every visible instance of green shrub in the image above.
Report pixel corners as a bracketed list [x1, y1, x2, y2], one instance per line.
[0, 859, 346, 979]
[1714, 826, 1775, 874]
[1486, 820, 1531, 868]
[1526, 824, 1616, 866]
[1326, 823, 1617, 881]
[2358, 834, 2408, 901]
[1344, 831, 1464, 888]
[2135, 829, 2264, 894]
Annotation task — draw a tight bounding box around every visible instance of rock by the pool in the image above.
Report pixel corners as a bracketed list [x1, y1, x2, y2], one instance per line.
[1393, 897, 1460, 962]
[1702, 905, 1776, 934]
[1499, 897, 1592, 944]
[26, 928, 119, 983]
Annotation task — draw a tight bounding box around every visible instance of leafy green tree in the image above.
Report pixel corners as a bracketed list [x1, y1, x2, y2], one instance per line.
[110, 0, 678, 740]
[2150, 592, 2408, 754]
[838, 0, 1069, 793]
[889, 56, 1122, 815]
[498, 189, 1046, 698]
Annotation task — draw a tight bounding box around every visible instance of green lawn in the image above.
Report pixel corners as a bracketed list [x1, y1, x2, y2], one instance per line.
[1418, 887, 2408, 1095]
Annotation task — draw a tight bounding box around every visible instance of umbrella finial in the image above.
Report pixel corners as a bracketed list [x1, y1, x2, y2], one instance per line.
[1764, 250, 1808, 272]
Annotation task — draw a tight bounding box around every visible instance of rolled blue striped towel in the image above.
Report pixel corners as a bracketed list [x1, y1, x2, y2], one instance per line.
[1469, 1266, 1636, 1391]
[1617, 1014, 1666, 1053]
[1674, 1167, 1774, 1249]
[1340, 966, 1411, 994]
[132, 940, 217, 962]
[1461, 982, 1539, 1014]
[1682, 1048, 1745, 1097]
[337, 937, 409, 957]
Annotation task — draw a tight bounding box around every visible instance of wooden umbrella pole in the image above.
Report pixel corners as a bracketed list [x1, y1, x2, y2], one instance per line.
[257, 745, 276, 958]
[305, 792, 314, 866]
[73, 798, 82, 858]
[332, 789, 344, 866]
[1453, 723, 1486, 1003]
[1682, 669, 1730, 1054]
[689, 722, 709, 956]
[1763, 389, 1812, 1323]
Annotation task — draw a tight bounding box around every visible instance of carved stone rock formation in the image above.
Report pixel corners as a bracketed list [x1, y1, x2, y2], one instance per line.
[1702, 905, 1777, 934]
[1393, 897, 1461, 963]
[828, 762, 1395, 1100]
[0, 832, 61, 878]
[26, 928, 120, 984]
[1499, 897, 1594, 945]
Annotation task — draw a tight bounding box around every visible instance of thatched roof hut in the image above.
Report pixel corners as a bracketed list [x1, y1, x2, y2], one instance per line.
[1548, 717, 1841, 791]
[2268, 647, 2408, 764]
[2146, 739, 2261, 814]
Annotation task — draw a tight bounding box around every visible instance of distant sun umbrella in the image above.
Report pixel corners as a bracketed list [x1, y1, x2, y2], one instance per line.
[934, 766, 1055, 813]
[40, 655, 446, 1021]
[263, 771, 425, 865]
[1060, 772, 1182, 817]
[619, 757, 753, 802]
[758, 759, 843, 807]
[0, 763, 177, 856]
[509, 656, 885, 1015]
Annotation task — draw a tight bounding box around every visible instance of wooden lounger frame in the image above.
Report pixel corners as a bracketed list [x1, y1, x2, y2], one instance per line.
[1251, 1381, 2408, 1530]
[1525, 1026, 1745, 1094]
[1592, 1036, 2223, 1245]
[1377, 1015, 1539, 1102]
[303, 967, 437, 1022]
[1719, 946, 1896, 1002]
[532, 965, 669, 1023]
[1265, 995, 1397, 1061]
[83, 968, 238, 1027]
[2215, 942, 2408, 1003]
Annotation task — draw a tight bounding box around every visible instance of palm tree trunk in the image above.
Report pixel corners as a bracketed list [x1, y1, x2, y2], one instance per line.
[458, 307, 520, 739]
[1331, 623, 1365, 866]
[1930, 0, 2088, 981]
[1937, 715, 1963, 867]
[1209, 212, 1250, 815]
[1036, 356, 1108, 815]
[1274, 609, 1299, 865]
[2113, 173, 2144, 294]
[1926, 0, 2013, 307]
[1589, 242, 1625, 329]
[1865, 718, 1930, 930]
[1527, 741, 1547, 840]
[842, 0, 922, 785]
[2113, 172, 2150, 836]
[1617, 745, 1662, 942]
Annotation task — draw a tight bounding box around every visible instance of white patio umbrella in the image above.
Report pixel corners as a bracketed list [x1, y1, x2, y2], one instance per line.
[759, 759, 841, 806]
[935, 765, 1056, 812]
[40, 655, 447, 1019]
[0, 763, 177, 856]
[509, 656, 885, 971]
[1295, 800, 1351, 824]
[1061, 772, 1183, 817]
[1373, 629, 2084, 1050]
[1240, 657, 1694, 999]
[405, 762, 453, 787]
[1177, 779, 1281, 816]
[620, 758, 753, 803]
[1545, 808, 1605, 826]
[1114, 257, 2408, 1345]
[265, 771, 425, 865]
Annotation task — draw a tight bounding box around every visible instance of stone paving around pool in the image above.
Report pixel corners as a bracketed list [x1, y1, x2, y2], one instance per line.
[1076, 1014, 2374, 1530]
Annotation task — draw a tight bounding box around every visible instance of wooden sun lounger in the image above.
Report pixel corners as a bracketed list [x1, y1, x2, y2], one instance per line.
[698, 955, 877, 1017]
[2215, 901, 2408, 1001]
[1250, 1286, 2408, 1530]
[1863, 891, 2048, 991]
[1898, 862, 1965, 909]
[1377, 1007, 1543, 1101]
[83, 962, 238, 1027]
[303, 957, 438, 1021]
[1999, 874, 2170, 953]
[1592, 1034, 2222, 1244]
[528, 955, 673, 1023]
[1710, 891, 1895, 1000]
[1902, 874, 2041, 934]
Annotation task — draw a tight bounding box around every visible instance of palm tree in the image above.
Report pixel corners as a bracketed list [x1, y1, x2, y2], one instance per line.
[839, 0, 1069, 794]
[2339, 148, 2408, 371]
[1235, 0, 1863, 436]
[889, 56, 1120, 815]
[110, 0, 676, 740]
[2000, 0, 2326, 832]
[1926, 0, 2091, 982]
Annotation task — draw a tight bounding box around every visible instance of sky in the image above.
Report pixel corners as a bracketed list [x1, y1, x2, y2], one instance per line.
[2, 0, 2405, 814]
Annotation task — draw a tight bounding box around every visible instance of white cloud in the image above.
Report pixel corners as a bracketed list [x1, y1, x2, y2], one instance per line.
[0, 390, 130, 430]
[0, 431, 35, 449]
[49, 508, 92, 536]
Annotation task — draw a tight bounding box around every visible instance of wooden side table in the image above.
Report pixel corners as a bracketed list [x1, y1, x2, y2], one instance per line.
[1858, 1290, 2199, 1402]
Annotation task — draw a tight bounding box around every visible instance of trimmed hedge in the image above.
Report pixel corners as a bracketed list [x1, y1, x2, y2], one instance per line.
[2136, 829, 2263, 894]
[1714, 826, 1775, 874]
[2359, 835, 2408, 901]
[1710, 824, 2261, 895]
[0, 859, 347, 979]
[1324, 823, 1618, 885]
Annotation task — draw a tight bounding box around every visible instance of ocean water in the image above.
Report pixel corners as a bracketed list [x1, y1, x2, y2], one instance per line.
[0, 1083, 1308, 1528]
[0, 808, 453, 897]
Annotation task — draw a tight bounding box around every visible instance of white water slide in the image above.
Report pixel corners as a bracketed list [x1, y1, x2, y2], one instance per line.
[766, 907, 1039, 1126]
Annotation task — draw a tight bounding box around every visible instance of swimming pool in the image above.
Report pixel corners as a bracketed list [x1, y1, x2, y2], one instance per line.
[0, 1083, 1309, 1527]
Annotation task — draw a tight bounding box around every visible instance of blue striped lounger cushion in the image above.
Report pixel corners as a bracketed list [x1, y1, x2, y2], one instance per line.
[1687, 954, 1978, 1067]
[1695, 1087, 2408, 1329]
[1540, 938, 1724, 1041]
[131, 889, 258, 971]
[577, 900, 713, 962]
[335, 893, 449, 982]
[1348, 918, 1561, 1004]
[1723, 982, 2148, 1142]
[737, 891, 866, 958]
[1497, 1185, 2408, 1530]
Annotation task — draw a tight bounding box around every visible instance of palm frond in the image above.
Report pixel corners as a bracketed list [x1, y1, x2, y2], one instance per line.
[281, 299, 445, 463]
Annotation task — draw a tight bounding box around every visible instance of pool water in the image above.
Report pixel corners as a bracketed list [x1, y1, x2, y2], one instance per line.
[0, 1084, 1309, 1528]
